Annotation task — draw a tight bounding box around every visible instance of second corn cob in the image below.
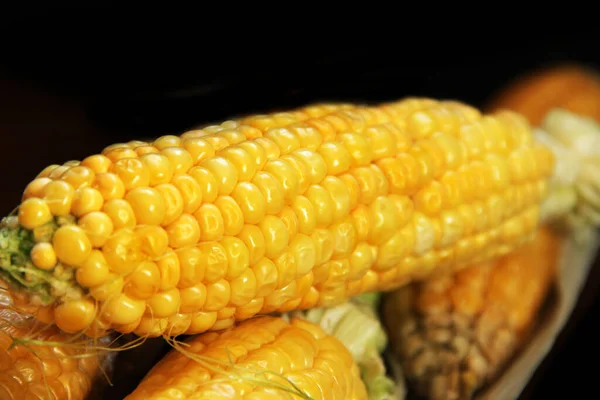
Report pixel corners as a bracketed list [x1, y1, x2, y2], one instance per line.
[124, 315, 368, 400]
[0, 98, 557, 338]
[0, 283, 115, 399]
[381, 226, 561, 400]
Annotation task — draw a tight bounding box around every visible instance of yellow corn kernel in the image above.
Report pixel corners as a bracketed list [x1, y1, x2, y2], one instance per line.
[22, 177, 52, 201]
[197, 242, 227, 284]
[201, 156, 238, 195]
[171, 174, 203, 214]
[30, 242, 57, 270]
[218, 146, 257, 182]
[76, 250, 110, 287]
[182, 137, 215, 164]
[156, 251, 180, 290]
[52, 225, 92, 266]
[18, 197, 52, 229]
[237, 224, 265, 266]
[154, 183, 184, 226]
[139, 153, 174, 186]
[54, 298, 97, 333]
[124, 260, 161, 300]
[251, 171, 285, 215]
[263, 159, 300, 205]
[153, 135, 181, 150]
[231, 182, 267, 224]
[100, 293, 145, 325]
[71, 187, 104, 217]
[102, 228, 144, 274]
[125, 187, 166, 226]
[161, 147, 193, 176]
[93, 172, 126, 201]
[77, 211, 114, 247]
[60, 165, 96, 189]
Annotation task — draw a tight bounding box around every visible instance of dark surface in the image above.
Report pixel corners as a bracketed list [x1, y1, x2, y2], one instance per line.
[1, 29, 599, 398]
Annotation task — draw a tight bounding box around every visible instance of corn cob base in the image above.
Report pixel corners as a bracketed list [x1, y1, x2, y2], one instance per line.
[0, 98, 554, 338]
[382, 227, 561, 400]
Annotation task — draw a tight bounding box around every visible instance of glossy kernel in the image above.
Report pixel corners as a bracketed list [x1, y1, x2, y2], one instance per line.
[76, 250, 110, 287]
[165, 214, 201, 249]
[161, 147, 193, 175]
[155, 183, 184, 226]
[231, 182, 267, 224]
[71, 187, 104, 217]
[54, 299, 97, 333]
[18, 198, 53, 229]
[77, 211, 114, 247]
[139, 153, 174, 186]
[60, 166, 95, 189]
[318, 142, 352, 175]
[103, 199, 137, 229]
[218, 146, 257, 182]
[52, 225, 92, 266]
[194, 204, 224, 241]
[214, 196, 244, 236]
[188, 166, 219, 204]
[22, 177, 52, 201]
[171, 174, 203, 214]
[252, 171, 285, 215]
[30, 242, 58, 270]
[263, 159, 300, 205]
[125, 187, 166, 226]
[110, 158, 150, 190]
[93, 172, 126, 201]
[201, 157, 238, 195]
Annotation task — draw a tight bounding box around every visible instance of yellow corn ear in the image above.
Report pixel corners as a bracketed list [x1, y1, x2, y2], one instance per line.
[0, 285, 115, 400]
[0, 97, 555, 338]
[124, 315, 367, 400]
[381, 226, 561, 400]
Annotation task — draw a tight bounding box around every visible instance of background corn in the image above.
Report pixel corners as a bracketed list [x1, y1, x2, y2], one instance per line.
[381, 226, 561, 400]
[0, 97, 555, 338]
[485, 64, 600, 126]
[124, 315, 368, 400]
[0, 283, 115, 400]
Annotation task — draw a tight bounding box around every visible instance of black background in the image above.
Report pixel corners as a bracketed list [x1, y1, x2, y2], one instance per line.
[0, 15, 598, 399]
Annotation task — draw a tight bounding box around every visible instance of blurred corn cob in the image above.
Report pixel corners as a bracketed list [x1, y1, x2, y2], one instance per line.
[486, 64, 600, 126]
[0, 283, 115, 400]
[0, 97, 562, 339]
[124, 315, 369, 400]
[381, 226, 561, 400]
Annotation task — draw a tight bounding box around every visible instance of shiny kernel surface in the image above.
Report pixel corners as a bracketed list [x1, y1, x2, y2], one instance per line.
[125, 316, 367, 400]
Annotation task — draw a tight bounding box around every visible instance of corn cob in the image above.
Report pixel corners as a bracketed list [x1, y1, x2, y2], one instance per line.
[124, 315, 368, 400]
[0, 284, 115, 400]
[0, 97, 557, 338]
[381, 226, 561, 400]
